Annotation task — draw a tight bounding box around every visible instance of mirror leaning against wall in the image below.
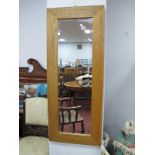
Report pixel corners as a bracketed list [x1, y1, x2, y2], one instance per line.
[47, 6, 104, 146]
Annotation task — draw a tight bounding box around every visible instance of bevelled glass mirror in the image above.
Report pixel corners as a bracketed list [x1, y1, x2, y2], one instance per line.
[47, 6, 104, 146]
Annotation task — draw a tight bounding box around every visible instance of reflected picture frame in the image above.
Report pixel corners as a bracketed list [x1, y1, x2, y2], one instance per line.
[47, 5, 105, 146]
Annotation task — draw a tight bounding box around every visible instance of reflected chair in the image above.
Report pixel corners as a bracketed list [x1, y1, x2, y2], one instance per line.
[63, 67, 76, 82]
[58, 70, 72, 98]
[19, 97, 49, 155]
[58, 74, 72, 106]
[59, 97, 71, 107]
[59, 106, 85, 133]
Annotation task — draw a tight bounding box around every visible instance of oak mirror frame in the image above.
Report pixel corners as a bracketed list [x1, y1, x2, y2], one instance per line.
[47, 6, 104, 146]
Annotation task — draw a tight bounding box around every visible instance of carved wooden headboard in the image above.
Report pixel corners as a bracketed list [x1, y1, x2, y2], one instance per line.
[19, 58, 47, 83]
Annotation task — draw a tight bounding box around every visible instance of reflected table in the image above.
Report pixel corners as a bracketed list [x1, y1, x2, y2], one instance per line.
[64, 81, 91, 105]
[64, 81, 91, 92]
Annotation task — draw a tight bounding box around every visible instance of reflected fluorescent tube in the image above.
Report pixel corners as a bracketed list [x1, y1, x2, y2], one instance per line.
[85, 29, 91, 34]
[81, 26, 86, 30]
[88, 38, 92, 42]
[58, 30, 61, 36]
[59, 38, 66, 42]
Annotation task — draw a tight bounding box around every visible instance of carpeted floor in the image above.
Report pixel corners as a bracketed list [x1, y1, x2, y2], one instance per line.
[61, 99, 91, 134]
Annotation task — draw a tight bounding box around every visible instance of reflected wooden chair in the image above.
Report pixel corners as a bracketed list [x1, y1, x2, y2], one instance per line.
[19, 97, 49, 155]
[63, 67, 76, 82]
[58, 70, 73, 98]
[59, 106, 85, 134]
[59, 97, 72, 107]
[58, 74, 72, 106]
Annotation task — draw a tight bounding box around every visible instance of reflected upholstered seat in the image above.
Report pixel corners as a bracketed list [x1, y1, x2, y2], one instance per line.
[19, 97, 49, 155]
[59, 106, 85, 133]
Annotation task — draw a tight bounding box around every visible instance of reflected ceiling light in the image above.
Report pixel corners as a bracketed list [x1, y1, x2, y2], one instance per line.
[81, 26, 86, 30]
[59, 38, 66, 42]
[85, 29, 91, 34]
[87, 19, 93, 24]
[88, 38, 92, 42]
[58, 30, 61, 36]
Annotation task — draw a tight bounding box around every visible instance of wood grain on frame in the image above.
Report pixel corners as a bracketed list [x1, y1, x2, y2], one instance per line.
[47, 6, 105, 146]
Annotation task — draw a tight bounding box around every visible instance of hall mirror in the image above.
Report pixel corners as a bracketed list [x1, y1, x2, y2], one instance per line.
[47, 6, 104, 146]
[58, 18, 93, 135]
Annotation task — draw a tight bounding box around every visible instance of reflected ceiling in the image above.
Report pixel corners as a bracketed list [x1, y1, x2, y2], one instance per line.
[58, 18, 93, 43]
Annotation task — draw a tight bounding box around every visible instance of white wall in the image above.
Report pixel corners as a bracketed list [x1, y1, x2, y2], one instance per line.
[49, 142, 101, 155]
[47, 0, 106, 8]
[58, 43, 92, 62]
[19, 0, 46, 68]
[104, 0, 135, 138]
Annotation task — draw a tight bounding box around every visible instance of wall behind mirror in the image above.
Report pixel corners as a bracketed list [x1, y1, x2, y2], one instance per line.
[57, 18, 93, 135]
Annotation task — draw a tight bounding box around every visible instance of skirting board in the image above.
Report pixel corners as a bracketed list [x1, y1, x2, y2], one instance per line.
[49, 141, 101, 155]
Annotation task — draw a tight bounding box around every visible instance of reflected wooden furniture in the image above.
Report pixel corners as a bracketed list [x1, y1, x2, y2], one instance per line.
[64, 67, 75, 75]
[59, 106, 85, 133]
[63, 67, 76, 82]
[64, 81, 91, 92]
[64, 81, 91, 106]
[59, 97, 71, 106]
[19, 97, 49, 155]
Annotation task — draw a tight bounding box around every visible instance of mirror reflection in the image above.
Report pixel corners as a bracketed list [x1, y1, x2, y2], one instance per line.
[57, 18, 93, 134]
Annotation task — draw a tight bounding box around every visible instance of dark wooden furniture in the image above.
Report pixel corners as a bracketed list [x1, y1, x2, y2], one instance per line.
[19, 58, 47, 138]
[19, 58, 47, 83]
[19, 94, 26, 137]
[19, 108, 24, 137]
[59, 106, 85, 134]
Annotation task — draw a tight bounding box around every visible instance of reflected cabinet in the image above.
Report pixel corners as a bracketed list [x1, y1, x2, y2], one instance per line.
[47, 6, 105, 146]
